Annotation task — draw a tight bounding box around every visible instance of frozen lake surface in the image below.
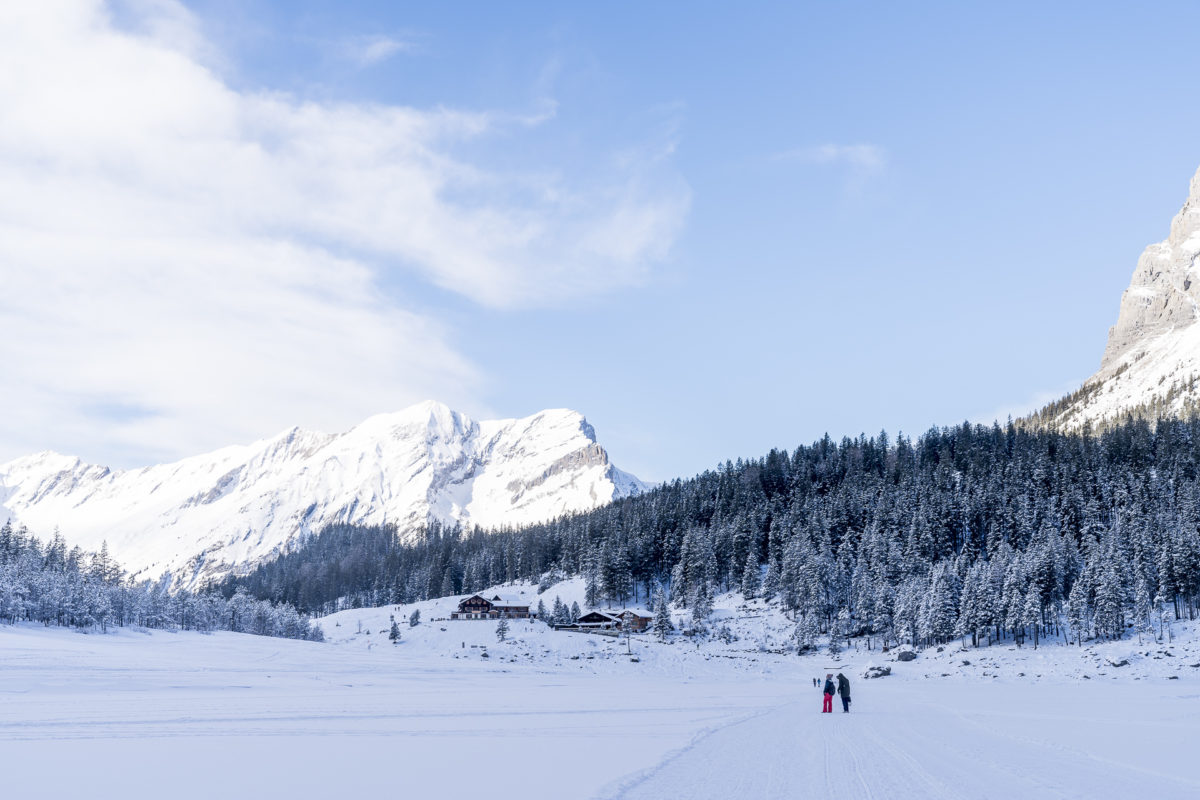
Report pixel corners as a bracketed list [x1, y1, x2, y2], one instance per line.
[3, 616, 1199, 800]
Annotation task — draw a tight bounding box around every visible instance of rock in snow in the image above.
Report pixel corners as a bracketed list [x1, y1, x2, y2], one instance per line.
[0, 401, 646, 589]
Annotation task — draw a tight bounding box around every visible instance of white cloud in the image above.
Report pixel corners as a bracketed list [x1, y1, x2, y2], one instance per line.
[0, 0, 689, 466]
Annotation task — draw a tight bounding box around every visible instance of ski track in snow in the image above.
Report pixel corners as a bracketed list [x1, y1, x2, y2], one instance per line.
[607, 687, 1200, 800]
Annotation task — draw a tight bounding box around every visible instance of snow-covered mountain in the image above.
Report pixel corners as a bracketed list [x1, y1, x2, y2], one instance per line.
[1034, 165, 1200, 430]
[0, 401, 646, 589]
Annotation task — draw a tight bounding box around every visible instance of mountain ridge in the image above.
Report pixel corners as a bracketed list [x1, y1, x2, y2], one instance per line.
[0, 401, 646, 589]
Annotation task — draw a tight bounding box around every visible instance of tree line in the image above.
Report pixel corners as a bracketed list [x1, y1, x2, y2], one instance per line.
[0, 521, 324, 641]
[220, 415, 1200, 651]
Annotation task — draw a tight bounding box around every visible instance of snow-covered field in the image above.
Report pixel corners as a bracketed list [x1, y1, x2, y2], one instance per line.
[4, 582, 1200, 799]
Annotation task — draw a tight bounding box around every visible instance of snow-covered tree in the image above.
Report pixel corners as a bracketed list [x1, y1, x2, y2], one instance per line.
[760, 559, 780, 602]
[690, 582, 712, 630]
[652, 583, 673, 640]
[793, 612, 819, 654]
[740, 556, 759, 600]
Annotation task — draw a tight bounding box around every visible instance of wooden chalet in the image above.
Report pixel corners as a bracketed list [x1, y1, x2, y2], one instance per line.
[574, 611, 621, 628]
[450, 594, 532, 620]
[564, 609, 653, 631]
[617, 608, 653, 632]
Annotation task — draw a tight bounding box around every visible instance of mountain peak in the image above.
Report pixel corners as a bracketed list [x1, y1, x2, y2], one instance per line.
[1030, 165, 1200, 431]
[0, 403, 645, 589]
[1101, 166, 1200, 371]
[352, 401, 470, 438]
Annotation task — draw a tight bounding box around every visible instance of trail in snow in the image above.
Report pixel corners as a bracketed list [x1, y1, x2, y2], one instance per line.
[607, 682, 1200, 800]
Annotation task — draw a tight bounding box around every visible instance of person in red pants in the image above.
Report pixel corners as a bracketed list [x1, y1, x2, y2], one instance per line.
[822, 674, 835, 713]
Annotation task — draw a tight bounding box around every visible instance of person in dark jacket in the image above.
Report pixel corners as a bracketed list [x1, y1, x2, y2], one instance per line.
[836, 673, 851, 712]
[822, 674, 835, 713]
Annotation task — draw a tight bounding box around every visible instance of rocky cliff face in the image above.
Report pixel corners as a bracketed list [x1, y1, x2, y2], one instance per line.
[1101, 168, 1200, 370]
[0, 402, 646, 589]
[1033, 166, 1200, 430]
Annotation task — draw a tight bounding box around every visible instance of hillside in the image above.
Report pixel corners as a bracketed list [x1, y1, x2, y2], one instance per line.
[223, 416, 1200, 677]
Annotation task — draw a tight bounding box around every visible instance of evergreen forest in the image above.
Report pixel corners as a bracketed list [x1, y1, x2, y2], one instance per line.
[217, 416, 1200, 650]
[0, 522, 324, 641]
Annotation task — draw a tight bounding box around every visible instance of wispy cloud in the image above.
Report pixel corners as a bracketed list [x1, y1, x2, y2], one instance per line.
[340, 33, 415, 67]
[773, 143, 886, 192]
[0, 1, 690, 466]
[970, 381, 1083, 426]
[779, 143, 886, 171]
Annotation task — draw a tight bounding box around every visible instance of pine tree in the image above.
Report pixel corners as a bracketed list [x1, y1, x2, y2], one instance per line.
[496, 616, 509, 642]
[1133, 575, 1153, 644]
[1094, 562, 1126, 640]
[652, 583, 673, 640]
[955, 563, 981, 646]
[740, 555, 760, 600]
[921, 563, 958, 645]
[585, 558, 601, 609]
[691, 582, 712, 630]
[408, 609, 420, 627]
[761, 559, 780, 602]
[793, 612, 819, 653]
[389, 615, 401, 644]
[1155, 589, 1173, 643]
[1067, 576, 1089, 645]
[1021, 584, 1041, 649]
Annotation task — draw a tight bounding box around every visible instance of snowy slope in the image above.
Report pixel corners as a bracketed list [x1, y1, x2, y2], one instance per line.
[321, 578, 1200, 685]
[0, 401, 646, 588]
[1041, 165, 1200, 430]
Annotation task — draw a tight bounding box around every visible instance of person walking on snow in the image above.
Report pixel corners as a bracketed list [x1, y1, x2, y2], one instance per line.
[822, 674, 835, 713]
[836, 672, 851, 713]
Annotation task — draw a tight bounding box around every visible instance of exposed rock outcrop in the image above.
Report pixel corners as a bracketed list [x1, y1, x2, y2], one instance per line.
[1102, 167, 1200, 370]
[1029, 166, 1200, 431]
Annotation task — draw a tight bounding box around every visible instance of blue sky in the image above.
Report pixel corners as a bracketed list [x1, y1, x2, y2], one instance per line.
[4, 1, 1200, 482]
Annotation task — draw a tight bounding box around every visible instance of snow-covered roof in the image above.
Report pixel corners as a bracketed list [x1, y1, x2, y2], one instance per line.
[619, 608, 653, 618]
[488, 595, 529, 608]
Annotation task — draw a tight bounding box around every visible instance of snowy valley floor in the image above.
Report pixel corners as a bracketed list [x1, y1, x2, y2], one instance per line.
[3, 589, 1200, 799]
